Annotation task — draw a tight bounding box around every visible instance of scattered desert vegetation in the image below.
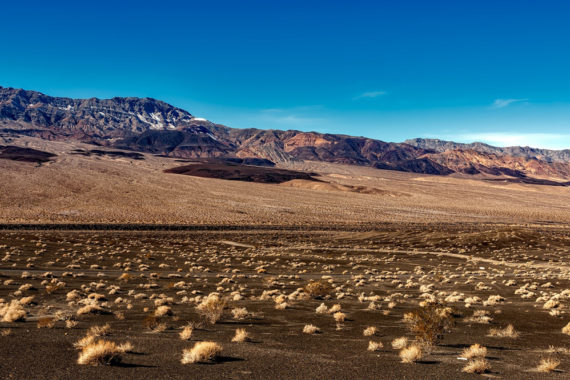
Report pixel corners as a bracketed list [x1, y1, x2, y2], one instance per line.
[392, 337, 409, 350]
[562, 322, 570, 335]
[0, 225, 568, 377]
[181, 341, 222, 364]
[399, 344, 423, 363]
[196, 293, 226, 324]
[462, 358, 491, 374]
[77, 340, 124, 366]
[534, 357, 561, 373]
[303, 324, 320, 334]
[231, 328, 250, 343]
[179, 325, 193, 341]
[460, 344, 487, 359]
[402, 302, 455, 346]
[368, 340, 383, 351]
[488, 324, 519, 339]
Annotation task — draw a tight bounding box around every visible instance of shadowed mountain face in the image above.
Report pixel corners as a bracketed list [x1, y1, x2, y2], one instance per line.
[2, 86, 570, 179]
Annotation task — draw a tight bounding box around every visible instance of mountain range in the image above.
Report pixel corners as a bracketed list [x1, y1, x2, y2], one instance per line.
[2, 86, 570, 180]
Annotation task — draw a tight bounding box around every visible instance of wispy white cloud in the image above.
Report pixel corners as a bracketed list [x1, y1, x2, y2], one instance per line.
[256, 107, 326, 127]
[491, 98, 528, 108]
[354, 90, 387, 100]
[434, 132, 570, 150]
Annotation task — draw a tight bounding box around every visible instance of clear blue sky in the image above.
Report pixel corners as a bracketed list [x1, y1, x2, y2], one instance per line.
[2, 0, 570, 148]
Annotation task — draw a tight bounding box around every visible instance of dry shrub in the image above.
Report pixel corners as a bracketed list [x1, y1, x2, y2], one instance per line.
[333, 312, 346, 324]
[328, 304, 341, 313]
[316, 303, 328, 314]
[303, 324, 320, 334]
[66, 319, 79, 329]
[179, 325, 193, 340]
[181, 341, 222, 364]
[363, 326, 377, 336]
[66, 290, 82, 302]
[461, 344, 487, 359]
[488, 324, 519, 338]
[117, 342, 134, 353]
[19, 296, 35, 306]
[77, 340, 122, 366]
[403, 302, 455, 346]
[305, 280, 332, 298]
[1, 328, 12, 336]
[399, 344, 423, 363]
[37, 317, 55, 329]
[368, 341, 383, 351]
[45, 283, 65, 295]
[275, 302, 287, 310]
[231, 307, 248, 320]
[88, 323, 111, 337]
[0, 300, 26, 322]
[76, 305, 106, 316]
[467, 309, 492, 324]
[535, 358, 560, 373]
[74, 335, 96, 350]
[462, 358, 490, 374]
[196, 293, 226, 324]
[155, 305, 173, 317]
[546, 346, 570, 355]
[231, 328, 250, 343]
[562, 322, 570, 335]
[392, 337, 408, 350]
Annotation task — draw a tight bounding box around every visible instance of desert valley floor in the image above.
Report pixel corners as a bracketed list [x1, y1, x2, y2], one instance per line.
[1, 137, 570, 378]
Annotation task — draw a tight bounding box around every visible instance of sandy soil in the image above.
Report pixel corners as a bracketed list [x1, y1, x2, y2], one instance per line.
[1, 136, 570, 225]
[1, 136, 569, 378]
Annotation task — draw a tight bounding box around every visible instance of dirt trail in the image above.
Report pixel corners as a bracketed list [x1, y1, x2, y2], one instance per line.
[286, 246, 570, 271]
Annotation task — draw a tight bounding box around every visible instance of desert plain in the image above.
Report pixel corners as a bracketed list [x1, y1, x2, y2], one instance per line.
[1, 136, 570, 379]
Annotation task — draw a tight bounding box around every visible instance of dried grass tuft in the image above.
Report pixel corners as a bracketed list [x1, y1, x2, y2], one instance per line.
[77, 340, 122, 366]
[535, 358, 560, 373]
[461, 344, 487, 359]
[231, 328, 250, 343]
[181, 341, 222, 364]
[399, 344, 423, 363]
[462, 358, 490, 374]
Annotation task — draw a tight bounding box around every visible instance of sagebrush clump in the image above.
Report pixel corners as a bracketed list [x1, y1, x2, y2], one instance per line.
[181, 341, 222, 364]
[196, 293, 226, 324]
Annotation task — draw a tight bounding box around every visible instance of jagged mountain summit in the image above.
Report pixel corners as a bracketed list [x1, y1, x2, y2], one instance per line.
[0, 86, 210, 139]
[2, 86, 570, 180]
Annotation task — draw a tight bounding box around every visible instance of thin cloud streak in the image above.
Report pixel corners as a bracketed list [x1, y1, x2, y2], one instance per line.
[491, 98, 528, 108]
[354, 90, 387, 100]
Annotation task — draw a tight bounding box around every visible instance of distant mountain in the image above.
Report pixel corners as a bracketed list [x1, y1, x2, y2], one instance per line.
[421, 149, 570, 178]
[405, 138, 570, 164]
[2, 86, 570, 180]
[0, 86, 212, 140]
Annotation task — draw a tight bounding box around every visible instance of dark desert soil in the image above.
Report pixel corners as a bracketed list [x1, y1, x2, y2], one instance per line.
[0, 224, 569, 379]
[0, 145, 56, 163]
[164, 162, 319, 183]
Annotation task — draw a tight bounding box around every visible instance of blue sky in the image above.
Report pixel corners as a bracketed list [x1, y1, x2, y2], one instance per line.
[1, 0, 570, 148]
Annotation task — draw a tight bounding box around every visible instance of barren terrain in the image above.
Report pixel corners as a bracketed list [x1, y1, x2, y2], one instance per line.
[2, 136, 570, 226]
[1, 136, 569, 378]
[0, 226, 569, 379]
